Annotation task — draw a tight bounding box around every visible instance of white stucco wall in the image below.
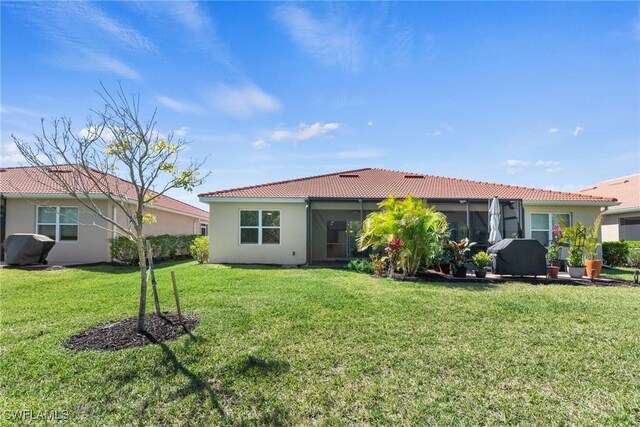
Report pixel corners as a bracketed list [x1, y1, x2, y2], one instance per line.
[523, 203, 604, 258]
[3, 197, 208, 264]
[208, 201, 307, 265]
[4, 198, 111, 264]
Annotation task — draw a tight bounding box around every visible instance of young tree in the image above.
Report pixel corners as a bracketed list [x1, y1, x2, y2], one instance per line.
[357, 195, 448, 276]
[12, 83, 208, 332]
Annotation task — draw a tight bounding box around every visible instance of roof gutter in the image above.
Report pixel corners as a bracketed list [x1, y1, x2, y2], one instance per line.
[199, 197, 307, 203]
[600, 206, 640, 215]
[1, 192, 208, 220]
[522, 200, 620, 207]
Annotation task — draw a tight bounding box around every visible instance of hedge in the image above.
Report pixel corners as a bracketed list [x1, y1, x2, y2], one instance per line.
[110, 235, 199, 265]
[603, 240, 640, 267]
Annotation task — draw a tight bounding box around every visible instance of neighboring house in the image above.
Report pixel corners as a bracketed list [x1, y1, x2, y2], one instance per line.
[0, 166, 209, 264]
[577, 173, 640, 241]
[198, 168, 618, 265]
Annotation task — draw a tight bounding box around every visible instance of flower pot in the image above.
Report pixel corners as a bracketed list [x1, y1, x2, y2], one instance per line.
[439, 263, 451, 275]
[474, 268, 487, 278]
[547, 265, 559, 279]
[567, 266, 584, 279]
[585, 260, 602, 278]
[452, 265, 467, 278]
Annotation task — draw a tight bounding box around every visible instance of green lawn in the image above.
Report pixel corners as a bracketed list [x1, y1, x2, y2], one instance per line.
[1, 262, 640, 426]
[600, 266, 637, 282]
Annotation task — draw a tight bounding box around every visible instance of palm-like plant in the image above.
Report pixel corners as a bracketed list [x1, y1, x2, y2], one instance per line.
[357, 195, 448, 276]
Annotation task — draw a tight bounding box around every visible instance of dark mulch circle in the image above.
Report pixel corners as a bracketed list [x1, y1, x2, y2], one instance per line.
[64, 313, 199, 352]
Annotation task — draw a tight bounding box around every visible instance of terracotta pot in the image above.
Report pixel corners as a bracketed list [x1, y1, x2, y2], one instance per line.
[585, 260, 602, 278]
[439, 263, 451, 275]
[567, 266, 584, 279]
[452, 265, 467, 278]
[547, 265, 559, 279]
[474, 268, 487, 278]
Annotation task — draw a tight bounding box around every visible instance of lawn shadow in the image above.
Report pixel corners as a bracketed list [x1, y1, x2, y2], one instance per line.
[138, 331, 230, 423]
[233, 354, 290, 377]
[224, 264, 284, 271]
[421, 280, 500, 292]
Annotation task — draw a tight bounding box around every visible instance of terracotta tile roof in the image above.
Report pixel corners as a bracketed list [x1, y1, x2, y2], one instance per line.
[0, 165, 208, 218]
[198, 167, 618, 204]
[577, 173, 640, 212]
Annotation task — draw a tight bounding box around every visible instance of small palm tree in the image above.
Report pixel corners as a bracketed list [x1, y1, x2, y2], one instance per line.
[357, 195, 448, 277]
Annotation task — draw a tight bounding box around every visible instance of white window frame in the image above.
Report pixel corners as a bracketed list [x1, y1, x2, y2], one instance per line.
[530, 212, 571, 245]
[239, 209, 281, 245]
[36, 206, 79, 243]
[200, 223, 208, 236]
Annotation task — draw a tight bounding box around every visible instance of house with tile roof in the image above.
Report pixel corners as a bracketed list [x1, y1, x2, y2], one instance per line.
[198, 168, 618, 265]
[578, 173, 640, 241]
[0, 166, 209, 264]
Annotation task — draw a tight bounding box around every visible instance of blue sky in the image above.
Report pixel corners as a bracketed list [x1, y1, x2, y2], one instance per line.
[2, 1, 639, 207]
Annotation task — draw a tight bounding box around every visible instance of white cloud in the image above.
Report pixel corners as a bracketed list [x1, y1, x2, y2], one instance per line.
[78, 49, 140, 80]
[208, 84, 281, 118]
[270, 122, 340, 142]
[367, 121, 373, 127]
[167, 1, 208, 32]
[431, 123, 453, 136]
[273, 5, 362, 71]
[0, 141, 26, 165]
[157, 96, 202, 114]
[0, 105, 42, 117]
[548, 127, 559, 134]
[252, 138, 270, 150]
[173, 126, 190, 138]
[572, 126, 584, 137]
[502, 159, 562, 175]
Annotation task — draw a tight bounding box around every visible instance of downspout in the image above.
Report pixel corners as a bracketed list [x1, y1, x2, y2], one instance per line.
[305, 198, 311, 266]
[519, 200, 525, 238]
[465, 200, 470, 240]
[0, 195, 6, 262]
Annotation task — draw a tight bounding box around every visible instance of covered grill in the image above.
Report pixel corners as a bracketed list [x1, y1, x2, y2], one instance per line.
[2, 233, 56, 265]
[487, 238, 547, 277]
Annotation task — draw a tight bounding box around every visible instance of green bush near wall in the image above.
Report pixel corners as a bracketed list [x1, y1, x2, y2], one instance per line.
[109, 235, 199, 265]
[603, 241, 640, 266]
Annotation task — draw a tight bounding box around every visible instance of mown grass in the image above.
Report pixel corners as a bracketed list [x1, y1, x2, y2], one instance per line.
[600, 266, 637, 282]
[1, 261, 639, 426]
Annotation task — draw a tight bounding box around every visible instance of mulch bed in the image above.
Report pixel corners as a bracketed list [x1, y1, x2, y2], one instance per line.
[64, 313, 199, 351]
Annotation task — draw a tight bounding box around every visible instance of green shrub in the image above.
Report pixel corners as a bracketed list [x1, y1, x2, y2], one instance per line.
[603, 241, 640, 266]
[190, 236, 209, 264]
[603, 242, 629, 266]
[346, 258, 373, 274]
[109, 234, 199, 265]
[472, 251, 493, 269]
[370, 254, 388, 277]
[109, 236, 138, 264]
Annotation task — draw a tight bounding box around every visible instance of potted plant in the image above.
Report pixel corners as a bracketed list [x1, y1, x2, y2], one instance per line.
[560, 220, 587, 279]
[584, 214, 603, 278]
[546, 242, 561, 279]
[434, 240, 453, 274]
[450, 238, 476, 278]
[471, 251, 492, 278]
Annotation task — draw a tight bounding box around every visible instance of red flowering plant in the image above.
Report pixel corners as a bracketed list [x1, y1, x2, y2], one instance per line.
[385, 237, 403, 274]
[547, 224, 563, 263]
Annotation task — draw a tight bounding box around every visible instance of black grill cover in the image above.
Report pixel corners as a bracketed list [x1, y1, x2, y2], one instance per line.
[487, 238, 547, 276]
[3, 233, 56, 265]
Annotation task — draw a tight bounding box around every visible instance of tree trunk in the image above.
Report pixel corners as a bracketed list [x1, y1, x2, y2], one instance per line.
[136, 234, 148, 332]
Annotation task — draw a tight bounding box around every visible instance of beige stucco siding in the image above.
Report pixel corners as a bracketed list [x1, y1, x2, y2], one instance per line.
[4, 197, 208, 265]
[601, 211, 640, 241]
[208, 201, 307, 264]
[523, 204, 603, 258]
[5, 198, 111, 264]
